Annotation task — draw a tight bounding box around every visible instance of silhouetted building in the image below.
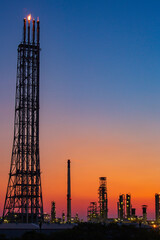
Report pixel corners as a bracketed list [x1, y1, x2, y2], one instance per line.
[62, 211, 65, 224]
[51, 201, 56, 223]
[87, 202, 98, 222]
[130, 208, 137, 221]
[131, 208, 136, 217]
[74, 213, 80, 223]
[126, 194, 131, 219]
[44, 213, 50, 223]
[155, 193, 160, 223]
[98, 177, 108, 221]
[117, 202, 120, 219]
[118, 194, 125, 220]
[142, 205, 147, 223]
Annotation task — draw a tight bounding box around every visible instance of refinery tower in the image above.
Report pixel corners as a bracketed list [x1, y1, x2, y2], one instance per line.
[3, 16, 43, 223]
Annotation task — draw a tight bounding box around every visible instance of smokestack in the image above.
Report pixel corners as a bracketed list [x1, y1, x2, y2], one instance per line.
[32, 19, 35, 44]
[23, 18, 26, 43]
[37, 18, 40, 45]
[67, 159, 71, 223]
[28, 18, 30, 44]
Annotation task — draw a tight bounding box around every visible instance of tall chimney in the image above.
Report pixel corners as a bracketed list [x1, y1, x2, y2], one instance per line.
[67, 159, 71, 223]
[23, 18, 26, 43]
[37, 18, 40, 45]
[28, 17, 30, 44]
[32, 19, 35, 44]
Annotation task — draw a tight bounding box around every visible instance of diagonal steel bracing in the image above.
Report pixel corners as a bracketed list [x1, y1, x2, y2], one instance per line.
[3, 18, 43, 223]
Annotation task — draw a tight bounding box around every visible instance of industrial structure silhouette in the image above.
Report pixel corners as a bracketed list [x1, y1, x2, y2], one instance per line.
[2, 17, 160, 228]
[3, 16, 43, 223]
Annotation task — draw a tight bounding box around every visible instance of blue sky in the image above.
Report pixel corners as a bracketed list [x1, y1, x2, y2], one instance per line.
[1, 0, 160, 118]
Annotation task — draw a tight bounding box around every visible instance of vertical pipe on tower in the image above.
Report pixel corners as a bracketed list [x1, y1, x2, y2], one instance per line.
[28, 18, 30, 44]
[26, 16, 31, 224]
[32, 19, 35, 44]
[37, 19, 40, 45]
[31, 18, 35, 222]
[23, 18, 26, 43]
[22, 18, 26, 222]
[67, 159, 71, 223]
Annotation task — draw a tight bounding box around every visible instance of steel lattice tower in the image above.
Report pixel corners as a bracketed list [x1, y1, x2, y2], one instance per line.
[98, 177, 108, 221]
[3, 17, 43, 223]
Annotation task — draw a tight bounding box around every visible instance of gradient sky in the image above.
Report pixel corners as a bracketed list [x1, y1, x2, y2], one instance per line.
[0, 0, 160, 220]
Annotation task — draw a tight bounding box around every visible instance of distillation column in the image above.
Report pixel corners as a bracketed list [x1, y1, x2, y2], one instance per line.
[98, 177, 108, 221]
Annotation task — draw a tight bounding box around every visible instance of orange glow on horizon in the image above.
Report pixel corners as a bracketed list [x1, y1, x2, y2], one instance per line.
[1, 107, 160, 220]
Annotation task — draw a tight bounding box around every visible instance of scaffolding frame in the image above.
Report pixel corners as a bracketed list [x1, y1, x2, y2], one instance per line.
[3, 18, 43, 223]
